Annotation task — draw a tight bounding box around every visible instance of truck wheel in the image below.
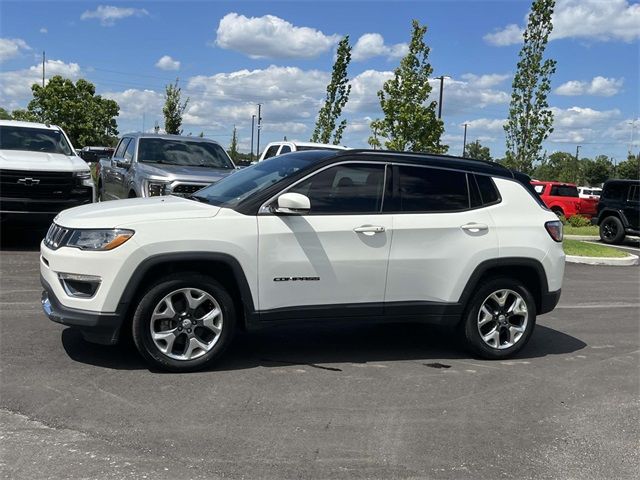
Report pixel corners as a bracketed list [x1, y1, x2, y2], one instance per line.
[461, 278, 536, 360]
[132, 273, 236, 372]
[599, 216, 625, 244]
[551, 207, 564, 217]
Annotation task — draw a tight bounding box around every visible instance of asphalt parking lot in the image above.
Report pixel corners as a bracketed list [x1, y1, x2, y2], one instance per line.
[1, 224, 639, 480]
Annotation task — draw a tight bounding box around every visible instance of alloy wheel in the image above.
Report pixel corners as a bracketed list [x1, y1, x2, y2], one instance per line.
[602, 220, 618, 240]
[149, 287, 223, 361]
[477, 289, 528, 350]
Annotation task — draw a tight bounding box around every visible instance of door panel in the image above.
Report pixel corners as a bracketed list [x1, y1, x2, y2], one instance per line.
[258, 214, 393, 312]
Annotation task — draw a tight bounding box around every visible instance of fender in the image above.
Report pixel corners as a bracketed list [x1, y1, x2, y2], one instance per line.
[115, 251, 256, 317]
[596, 208, 629, 227]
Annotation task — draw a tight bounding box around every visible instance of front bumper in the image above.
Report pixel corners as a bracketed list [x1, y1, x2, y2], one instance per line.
[41, 276, 123, 345]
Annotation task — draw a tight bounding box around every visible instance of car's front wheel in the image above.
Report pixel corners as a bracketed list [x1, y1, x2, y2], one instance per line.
[461, 278, 536, 359]
[599, 216, 625, 244]
[132, 273, 236, 372]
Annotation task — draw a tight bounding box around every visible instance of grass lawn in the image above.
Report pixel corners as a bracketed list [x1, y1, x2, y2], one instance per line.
[564, 224, 599, 236]
[563, 239, 629, 258]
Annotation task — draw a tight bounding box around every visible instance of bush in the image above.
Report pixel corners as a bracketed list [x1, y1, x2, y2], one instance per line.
[568, 214, 591, 228]
[558, 215, 568, 225]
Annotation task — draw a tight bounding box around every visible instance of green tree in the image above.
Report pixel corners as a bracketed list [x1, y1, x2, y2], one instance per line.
[0, 107, 12, 120]
[228, 125, 239, 162]
[465, 140, 492, 161]
[582, 155, 612, 185]
[369, 20, 446, 153]
[16, 76, 119, 147]
[311, 36, 352, 145]
[617, 154, 640, 179]
[163, 78, 189, 135]
[504, 0, 557, 173]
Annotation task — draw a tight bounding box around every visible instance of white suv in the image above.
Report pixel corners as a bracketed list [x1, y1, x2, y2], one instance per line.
[41, 150, 565, 372]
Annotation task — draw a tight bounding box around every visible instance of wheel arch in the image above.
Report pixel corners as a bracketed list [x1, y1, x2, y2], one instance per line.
[458, 258, 549, 316]
[597, 208, 628, 227]
[116, 252, 256, 337]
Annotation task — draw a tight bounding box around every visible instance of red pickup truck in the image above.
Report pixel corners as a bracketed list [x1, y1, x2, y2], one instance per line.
[531, 181, 598, 218]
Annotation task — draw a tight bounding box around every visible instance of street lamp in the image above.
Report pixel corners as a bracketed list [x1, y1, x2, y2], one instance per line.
[435, 75, 450, 120]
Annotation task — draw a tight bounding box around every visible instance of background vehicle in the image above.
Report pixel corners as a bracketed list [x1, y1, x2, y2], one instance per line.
[78, 146, 115, 164]
[42, 150, 564, 372]
[258, 141, 347, 162]
[531, 180, 597, 218]
[96, 133, 236, 200]
[578, 186, 602, 200]
[595, 179, 640, 244]
[0, 120, 93, 222]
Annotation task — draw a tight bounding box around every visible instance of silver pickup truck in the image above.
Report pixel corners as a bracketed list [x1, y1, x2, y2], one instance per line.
[96, 133, 236, 200]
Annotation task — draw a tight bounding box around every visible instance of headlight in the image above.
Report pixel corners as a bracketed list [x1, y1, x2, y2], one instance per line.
[65, 229, 134, 250]
[146, 181, 169, 197]
[73, 171, 94, 188]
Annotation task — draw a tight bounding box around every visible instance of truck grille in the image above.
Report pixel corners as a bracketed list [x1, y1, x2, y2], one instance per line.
[0, 169, 75, 199]
[44, 223, 72, 250]
[172, 184, 206, 195]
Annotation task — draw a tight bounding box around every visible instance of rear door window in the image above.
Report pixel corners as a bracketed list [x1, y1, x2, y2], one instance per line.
[550, 185, 579, 197]
[391, 165, 469, 213]
[263, 145, 280, 160]
[279, 145, 292, 154]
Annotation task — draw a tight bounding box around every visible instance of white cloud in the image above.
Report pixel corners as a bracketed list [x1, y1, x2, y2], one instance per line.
[462, 118, 507, 133]
[351, 33, 408, 61]
[215, 13, 340, 59]
[485, 0, 640, 46]
[0, 60, 81, 108]
[81, 5, 149, 27]
[0, 38, 31, 62]
[102, 89, 164, 121]
[155, 55, 181, 71]
[484, 24, 523, 46]
[39, 28, 48, 34]
[555, 76, 624, 96]
[548, 106, 621, 143]
[459, 73, 510, 88]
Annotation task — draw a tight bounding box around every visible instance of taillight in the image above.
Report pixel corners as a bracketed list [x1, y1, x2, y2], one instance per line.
[545, 220, 563, 242]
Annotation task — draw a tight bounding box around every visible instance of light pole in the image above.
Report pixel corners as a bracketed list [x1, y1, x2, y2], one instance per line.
[250, 114, 256, 161]
[462, 123, 468, 156]
[436, 75, 450, 120]
[256, 104, 262, 158]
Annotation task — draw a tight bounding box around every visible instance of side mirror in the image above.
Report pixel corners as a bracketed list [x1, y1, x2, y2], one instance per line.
[274, 192, 310, 215]
[113, 157, 131, 169]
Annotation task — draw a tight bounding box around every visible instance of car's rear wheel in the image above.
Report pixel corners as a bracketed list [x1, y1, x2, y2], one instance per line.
[599, 216, 625, 244]
[132, 273, 236, 372]
[551, 207, 564, 217]
[461, 278, 536, 359]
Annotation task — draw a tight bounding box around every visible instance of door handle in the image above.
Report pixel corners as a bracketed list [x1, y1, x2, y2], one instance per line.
[354, 225, 386, 235]
[461, 223, 489, 233]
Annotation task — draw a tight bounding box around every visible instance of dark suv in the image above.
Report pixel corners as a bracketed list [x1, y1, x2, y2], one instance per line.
[595, 179, 640, 244]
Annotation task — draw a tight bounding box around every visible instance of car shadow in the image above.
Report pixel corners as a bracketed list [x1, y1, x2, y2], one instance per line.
[61, 321, 587, 373]
[0, 222, 49, 252]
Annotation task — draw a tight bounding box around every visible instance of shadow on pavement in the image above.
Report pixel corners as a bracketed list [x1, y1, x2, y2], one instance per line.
[61, 321, 587, 373]
[0, 222, 49, 252]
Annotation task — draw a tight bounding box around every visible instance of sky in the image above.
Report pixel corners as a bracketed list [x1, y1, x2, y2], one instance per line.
[1, 0, 638, 162]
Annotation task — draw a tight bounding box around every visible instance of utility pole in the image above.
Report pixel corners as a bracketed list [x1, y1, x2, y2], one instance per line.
[256, 104, 262, 158]
[250, 114, 256, 161]
[42, 51, 45, 87]
[629, 119, 637, 156]
[462, 123, 468, 156]
[575, 145, 581, 161]
[436, 75, 449, 119]
[575, 145, 581, 184]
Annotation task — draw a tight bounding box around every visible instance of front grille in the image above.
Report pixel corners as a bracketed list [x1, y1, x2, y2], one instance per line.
[172, 183, 206, 195]
[0, 169, 75, 199]
[44, 223, 71, 250]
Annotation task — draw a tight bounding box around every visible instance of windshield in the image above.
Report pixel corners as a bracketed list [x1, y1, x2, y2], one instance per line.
[194, 152, 330, 207]
[0, 126, 73, 155]
[138, 138, 234, 169]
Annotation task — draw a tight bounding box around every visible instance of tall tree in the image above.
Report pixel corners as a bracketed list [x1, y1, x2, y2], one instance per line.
[582, 155, 613, 185]
[504, 0, 556, 174]
[228, 125, 239, 161]
[465, 140, 492, 161]
[311, 36, 352, 145]
[369, 20, 446, 153]
[617, 154, 639, 180]
[15, 76, 119, 147]
[163, 78, 189, 135]
[0, 107, 12, 120]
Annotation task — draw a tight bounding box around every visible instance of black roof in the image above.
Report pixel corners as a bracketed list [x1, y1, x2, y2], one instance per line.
[603, 178, 640, 185]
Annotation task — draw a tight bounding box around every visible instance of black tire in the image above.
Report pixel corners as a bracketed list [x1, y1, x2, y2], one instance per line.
[132, 273, 236, 372]
[97, 180, 104, 202]
[551, 207, 564, 217]
[599, 216, 625, 245]
[128, 190, 137, 198]
[461, 277, 537, 360]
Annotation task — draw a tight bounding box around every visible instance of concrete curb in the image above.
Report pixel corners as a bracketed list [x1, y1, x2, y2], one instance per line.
[566, 253, 639, 266]
[565, 235, 600, 241]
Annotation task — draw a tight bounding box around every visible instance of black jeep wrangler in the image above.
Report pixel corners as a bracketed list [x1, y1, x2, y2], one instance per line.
[595, 179, 640, 244]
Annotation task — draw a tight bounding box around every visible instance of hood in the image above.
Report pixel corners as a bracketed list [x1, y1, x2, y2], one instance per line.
[139, 162, 235, 184]
[0, 150, 89, 172]
[55, 195, 220, 229]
